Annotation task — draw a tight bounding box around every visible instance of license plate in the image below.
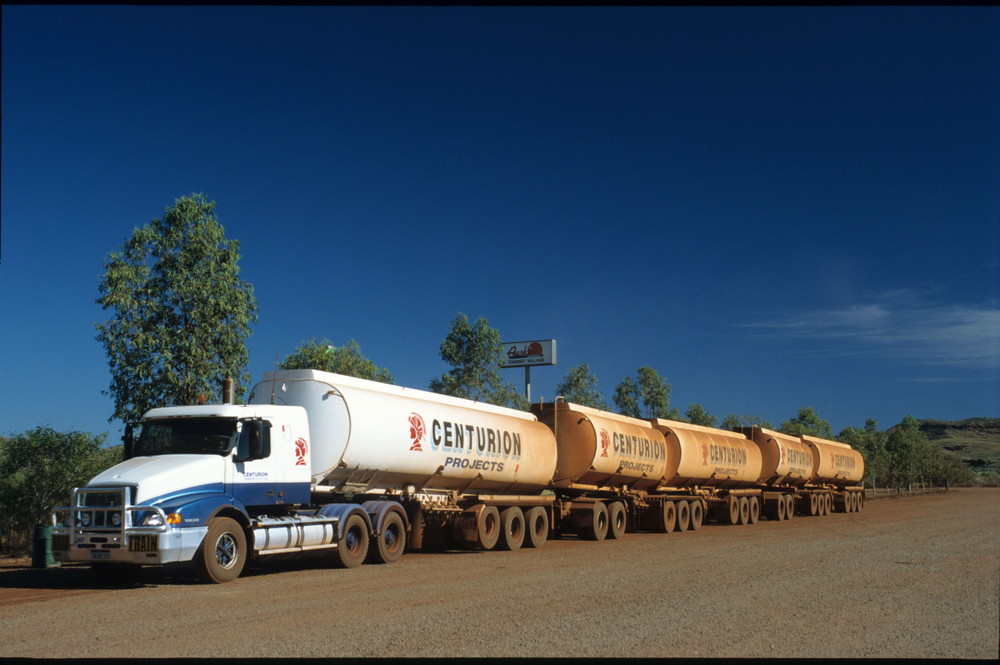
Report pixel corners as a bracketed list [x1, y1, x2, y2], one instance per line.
[90, 550, 111, 560]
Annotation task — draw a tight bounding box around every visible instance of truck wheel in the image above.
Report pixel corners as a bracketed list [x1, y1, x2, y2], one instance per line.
[332, 513, 369, 568]
[785, 494, 795, 519]
[368, 511, 405, 564]
[748, 497, 760, 524]
[195, 517, 247, 584]
[738, 497, 750, 525]
[477, 505, 501, 550]
[726, 496, 740, 525]
[661, 501, 677, 533]
[524, 507, 549, 548]
[407, 506, 426, 551]
[676, 500, 690, 531]
[498, 507, 525, 550]
[688, 501, 704, 531]
[577, 502, 609, 541]
[607, 502, 626, 539]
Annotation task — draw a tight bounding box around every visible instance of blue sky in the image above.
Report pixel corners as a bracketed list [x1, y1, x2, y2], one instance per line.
[2, 5, 998, 442]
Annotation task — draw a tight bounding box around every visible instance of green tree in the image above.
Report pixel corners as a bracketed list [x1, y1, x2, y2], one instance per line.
[885, 415, 947, 486]
[779, 407, 834, 439]
[96, 194, 258, 424]
[429, 313, 527, 409]
[685, 403, 717, 427]
[614, 367, 678, 419]
[839, 418, 890, 484]
[280, 339, 394, 383]
[0, 428, 119, 554]
[613, 377, 641, 418]
[722, 413, 774, 430]
[555, 364, 608, 410]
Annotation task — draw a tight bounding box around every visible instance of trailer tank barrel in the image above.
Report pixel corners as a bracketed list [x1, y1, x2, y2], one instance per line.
[739, 426, 814, 487]
[532, 401, 670, 490]
[800, 434, 865, 485]
[250, 370, 558, 494]
[649, 419, 763, 488]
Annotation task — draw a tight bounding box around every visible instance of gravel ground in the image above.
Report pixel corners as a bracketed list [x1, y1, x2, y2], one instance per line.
[1, 488, 997, 659]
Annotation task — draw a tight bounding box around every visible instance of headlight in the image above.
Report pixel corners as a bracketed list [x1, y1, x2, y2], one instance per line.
[142, 513, 164, 527]
[110, 512, 122, 527]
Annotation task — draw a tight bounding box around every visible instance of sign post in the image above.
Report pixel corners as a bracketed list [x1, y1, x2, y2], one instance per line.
[500, 339, 557, 403]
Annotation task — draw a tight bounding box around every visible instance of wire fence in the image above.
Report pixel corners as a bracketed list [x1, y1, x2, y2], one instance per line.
[865, 478, 950, 498]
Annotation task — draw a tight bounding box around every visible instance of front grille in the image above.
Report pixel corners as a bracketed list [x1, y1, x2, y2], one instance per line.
[52, 534, 69, 551]
[128, 535, 158, 552]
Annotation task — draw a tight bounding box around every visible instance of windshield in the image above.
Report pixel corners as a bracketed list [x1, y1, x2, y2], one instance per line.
[135, 418, 238, 456]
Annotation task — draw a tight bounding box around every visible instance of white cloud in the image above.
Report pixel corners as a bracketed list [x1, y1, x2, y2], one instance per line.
[739, 291, 1000, 369]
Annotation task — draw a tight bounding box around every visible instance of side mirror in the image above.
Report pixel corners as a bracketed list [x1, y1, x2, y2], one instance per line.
[236, 419, 271, 462]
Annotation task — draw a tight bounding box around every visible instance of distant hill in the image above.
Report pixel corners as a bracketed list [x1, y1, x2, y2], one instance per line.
[918, 418, 1000, 476]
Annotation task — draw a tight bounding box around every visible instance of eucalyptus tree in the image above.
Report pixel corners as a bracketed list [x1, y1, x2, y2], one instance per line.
[429, 313, 526, 410]
[0, 428, 117, 553]
[555, 363, 608, 410]
[281, 339, 394, 383]
[684, 403, 717, 427]
[96, 194, 258, 423]
[779, 406, 834, 439]
[613, 366, 679, 419]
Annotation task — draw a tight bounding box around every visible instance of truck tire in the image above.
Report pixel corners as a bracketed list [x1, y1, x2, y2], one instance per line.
[407, 506, 425, 551]
[726, 495, 740, 525]
[676, 500, 691, 532]
[662, 500, 677, 533]
[608, 502, 626, 540]
[477, 505, 501, 550]
[577, 502, 609, 541]
[785, 494, 795, 519]
[689, 501, 704, 531]
[524, 506, 548, 548]
[195, 517, 247, 584]
[332, 513, 369, 568]
[738, 496, 750, 525]
[368, 511, 405, 564]
[775, 495, 787, 521]
[748, 497, 760, 524]
[498, 507, 525, 551]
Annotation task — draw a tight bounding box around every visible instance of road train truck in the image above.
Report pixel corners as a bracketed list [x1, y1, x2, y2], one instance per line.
[50, 369, 865, 583]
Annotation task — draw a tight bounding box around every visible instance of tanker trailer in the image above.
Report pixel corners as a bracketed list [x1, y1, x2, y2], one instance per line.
[249, 370, 559, 552]
[50, 370, 560, 584]
[800, 434, 866, 514]
[532, 400, 696, 538]
[648, 419, 764, 527]
[738, 426, 813, 521]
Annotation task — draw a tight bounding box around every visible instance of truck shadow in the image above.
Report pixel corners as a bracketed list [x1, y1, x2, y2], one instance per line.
[0, 561, 202, 589]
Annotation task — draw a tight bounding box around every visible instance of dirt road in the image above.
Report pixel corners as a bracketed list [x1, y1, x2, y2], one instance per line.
[1, 488, 997, 659]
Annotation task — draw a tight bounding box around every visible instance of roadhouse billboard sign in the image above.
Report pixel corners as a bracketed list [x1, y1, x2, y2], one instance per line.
[501, 339, 557, 368]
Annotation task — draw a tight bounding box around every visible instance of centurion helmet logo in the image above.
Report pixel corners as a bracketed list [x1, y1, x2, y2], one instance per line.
[409, 413, 426, 452]
[294, 438, 308, 466]
[600, 429, 611, 457]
